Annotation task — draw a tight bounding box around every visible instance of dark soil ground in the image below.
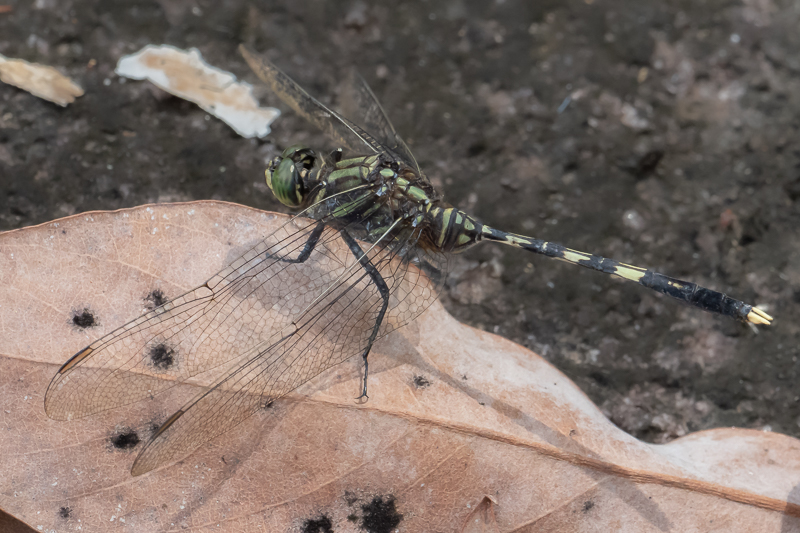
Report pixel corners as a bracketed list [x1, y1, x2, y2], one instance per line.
[1, 0, 798, 445]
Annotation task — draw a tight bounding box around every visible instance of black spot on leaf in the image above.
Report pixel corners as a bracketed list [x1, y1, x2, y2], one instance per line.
[72, 308, 96, 328]
[361, 496, 402, 533]
[412, 375, 430, 388]
[145, 289, 168, 310]
[58, 506, 71, 519]
[302, 515, 333, 533]
[111, 430, 140, 450]
[344, 491, 359, 506]
[149, 343, 175, 370]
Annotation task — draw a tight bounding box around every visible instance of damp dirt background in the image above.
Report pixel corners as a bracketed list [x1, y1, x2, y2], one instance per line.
[0, 0, 797, 445]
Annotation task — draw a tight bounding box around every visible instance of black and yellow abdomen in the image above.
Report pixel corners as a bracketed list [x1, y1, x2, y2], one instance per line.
[426, 205, 483, 253]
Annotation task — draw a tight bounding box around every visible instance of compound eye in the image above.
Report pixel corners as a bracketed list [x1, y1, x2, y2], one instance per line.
[264, 156, 280, 190]
[265, 145, 318, 208]
[269, 157, 304, 207]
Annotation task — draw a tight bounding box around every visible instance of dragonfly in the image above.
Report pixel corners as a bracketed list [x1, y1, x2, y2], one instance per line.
[44, 45, 773, 477]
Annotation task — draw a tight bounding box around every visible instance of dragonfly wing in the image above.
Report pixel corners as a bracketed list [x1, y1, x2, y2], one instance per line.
[339, 69, 422, 175]
[44, 213, 365, 420]
[239, 45, 377, 157]
[370, 231, 450, 336]
[130, 221, 444, 475]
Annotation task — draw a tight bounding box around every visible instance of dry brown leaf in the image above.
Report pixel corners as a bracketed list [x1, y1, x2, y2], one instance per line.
[0, 54, 83, 106]
[1, 202, 799, 532]
[0, 507, 37, 533]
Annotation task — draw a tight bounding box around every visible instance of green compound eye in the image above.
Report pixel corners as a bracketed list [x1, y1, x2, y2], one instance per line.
[265, 145, 317, 207]
[270, 158, 303, 207]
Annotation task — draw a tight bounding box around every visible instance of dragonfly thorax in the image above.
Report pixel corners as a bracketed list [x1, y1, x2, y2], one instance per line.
[267, 144, 485, 254]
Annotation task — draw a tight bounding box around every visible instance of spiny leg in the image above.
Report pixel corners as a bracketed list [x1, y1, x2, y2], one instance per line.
[329, 147, 343, 163]
[339, 229, 391, 400]
[481, 226, 772, 325]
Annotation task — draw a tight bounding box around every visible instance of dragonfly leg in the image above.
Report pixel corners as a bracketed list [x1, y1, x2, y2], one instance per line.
[328, 148, 343, 163]
[339, 230, 390, 401]
[266, 221, 326, 263]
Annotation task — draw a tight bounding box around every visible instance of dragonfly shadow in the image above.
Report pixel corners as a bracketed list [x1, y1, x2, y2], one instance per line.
[780, 483, 800, 531]
[384, 326, 673, 532]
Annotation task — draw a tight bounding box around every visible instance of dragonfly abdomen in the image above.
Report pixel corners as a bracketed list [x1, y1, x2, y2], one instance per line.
[480, 225, 771, 325]
[426, 205, 484, 253]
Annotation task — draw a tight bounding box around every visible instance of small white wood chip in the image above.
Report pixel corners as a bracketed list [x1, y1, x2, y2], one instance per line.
[115, 45, 280, 138]
[0, 54, 84, 107]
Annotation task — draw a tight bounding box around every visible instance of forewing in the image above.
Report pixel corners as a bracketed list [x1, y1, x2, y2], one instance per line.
[44, 215, 356, 420]
[239, 45, 378, 157]
[339, 70, 422, 175]
[130, 223, 447, 475]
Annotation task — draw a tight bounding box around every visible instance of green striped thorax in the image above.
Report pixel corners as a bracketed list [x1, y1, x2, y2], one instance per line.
[266, 144, 485, 254]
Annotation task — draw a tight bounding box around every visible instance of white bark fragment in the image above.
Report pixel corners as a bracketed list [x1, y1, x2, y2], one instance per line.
[0, 54, 84, 106]
[115, 45, 279, 138]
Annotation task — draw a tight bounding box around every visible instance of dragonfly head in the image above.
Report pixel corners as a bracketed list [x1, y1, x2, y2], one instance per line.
[266, 145, 318, 207]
